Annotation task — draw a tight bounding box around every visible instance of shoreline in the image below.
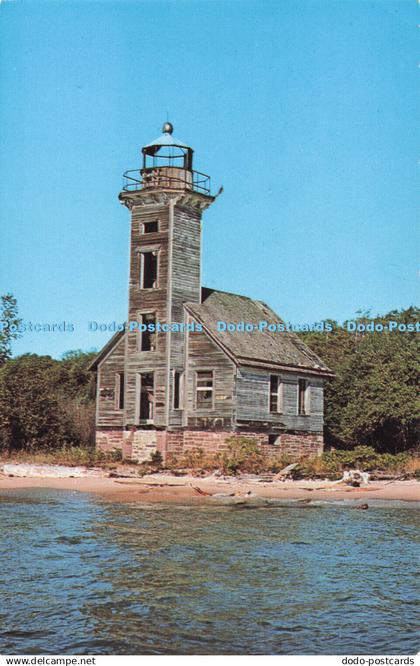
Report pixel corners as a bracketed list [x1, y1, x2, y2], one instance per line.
[1, 472, 419, 504]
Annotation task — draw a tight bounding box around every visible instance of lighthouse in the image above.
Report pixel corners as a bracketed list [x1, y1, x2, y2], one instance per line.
[90, 123, 332, 462]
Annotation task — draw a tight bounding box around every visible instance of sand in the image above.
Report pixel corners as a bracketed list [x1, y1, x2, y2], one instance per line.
[0, 471, 419, 504]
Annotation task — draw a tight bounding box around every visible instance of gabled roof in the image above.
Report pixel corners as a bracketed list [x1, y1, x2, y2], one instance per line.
[185, 288, 333, 377]
[88, 289, 333, 378]
[88, 330, 125, 371]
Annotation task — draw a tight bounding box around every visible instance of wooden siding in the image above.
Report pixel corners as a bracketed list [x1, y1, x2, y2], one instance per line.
[123, 199, 205, 429]
[185, 316, 236, 429]
[124, 202, 170, 427]
[96, 335, 125, 427]
[167, 204, 202, 428]
[235, 367, 324, 433]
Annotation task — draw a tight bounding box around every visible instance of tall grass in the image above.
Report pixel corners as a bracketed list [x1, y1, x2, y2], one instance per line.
[0, 446, 122, 467]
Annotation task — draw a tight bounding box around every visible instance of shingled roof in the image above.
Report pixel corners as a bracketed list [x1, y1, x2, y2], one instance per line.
[185, 288, 333, 377]
[89, 288, 333, 377]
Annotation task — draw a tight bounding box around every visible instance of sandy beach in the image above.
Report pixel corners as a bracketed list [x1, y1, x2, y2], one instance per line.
[0, 471, 419, 504]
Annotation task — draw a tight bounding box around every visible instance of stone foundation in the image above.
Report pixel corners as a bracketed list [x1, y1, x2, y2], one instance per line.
[96, 428, 323, 463]
[261, 433, 324, 458]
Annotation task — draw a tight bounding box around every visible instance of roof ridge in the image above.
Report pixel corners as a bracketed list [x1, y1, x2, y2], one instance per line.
[201, 286, 252, 301]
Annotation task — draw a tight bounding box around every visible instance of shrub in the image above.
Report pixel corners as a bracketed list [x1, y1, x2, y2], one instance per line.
[150, 450, 163, 466]
[220, 436, 265, 474]
[170, 447, 221, 472]
[289, 447, 419, 479]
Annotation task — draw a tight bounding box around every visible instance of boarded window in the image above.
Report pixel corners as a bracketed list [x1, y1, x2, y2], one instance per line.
[138, 372, 154, 421]
[115, 372, 124, 410]
[298, 378, 308, 415]
[269, 375, 282, 413]
[173, 371, 183, 410]
[140, 312, 156, 351]
[142, 220, 158, 234]
[196, 371, 213, 409]
[140, 251, 158, 288]
[270, 375, 279, 413]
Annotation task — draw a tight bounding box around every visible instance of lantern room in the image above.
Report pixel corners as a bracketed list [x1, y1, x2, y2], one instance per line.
[121, 122, 211, 196]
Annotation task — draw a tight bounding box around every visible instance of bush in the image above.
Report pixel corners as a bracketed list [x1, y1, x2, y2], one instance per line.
[289, 447, 419, 479]
[220, 437, 265, 474]
[150, 450, 163, 466]
[170, 447, 221, 472]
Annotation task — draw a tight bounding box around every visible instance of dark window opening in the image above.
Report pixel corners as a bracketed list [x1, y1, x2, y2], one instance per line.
[142, 220, 158, 234]
[268, 434, 280, 446]
[196, 371, 213, 409]
[116, 372, 124, 410]
[139, 372, 154, 421]
[140, 312, 156, 351]
[140, 251, 158, 289]
[270, 375, 279, 413]
[298, 378, 307, 415]
[173, 371, 182, 409]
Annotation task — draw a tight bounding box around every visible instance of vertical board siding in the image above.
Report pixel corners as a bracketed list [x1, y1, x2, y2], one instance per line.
[185, 321, 236, 428]
[97, 336, 126, 427]
[167, 204, 202, 427]
[236, 367, 324, 432]
[125, 203, 170, 427]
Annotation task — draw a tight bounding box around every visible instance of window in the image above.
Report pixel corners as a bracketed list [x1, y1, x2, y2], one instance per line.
[138, 372, 154, 422]
[298, 378, 309, 415]
[268, 434, 280, 446]
[196, 371, 214, 409]
[139, 312, 156, 351]
[173, 371, 184, 410]
[269, 375, 283, 413]
[139, 251, 158, 288]
[142, 220, 158, 234]
[115, 372, 124, 410]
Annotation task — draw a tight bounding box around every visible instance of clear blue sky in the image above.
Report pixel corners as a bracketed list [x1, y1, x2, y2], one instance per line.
[1, 0, 418, 359]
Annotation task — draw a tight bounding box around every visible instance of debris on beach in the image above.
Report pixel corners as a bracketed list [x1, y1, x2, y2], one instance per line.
[211, 492, 236, 499]
[306, 469, 372, 492]
[0, 463, 105, 479]
[191, 485, 213, 496]
[342, 469, 370, 486]
[354, 503, 369, 510]
[273, 463, 299, 481]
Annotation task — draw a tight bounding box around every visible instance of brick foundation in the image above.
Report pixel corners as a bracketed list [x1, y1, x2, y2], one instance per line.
[261, 433, 324, 458]
[96, 429, 323, 463]
[164, 430, 323, 462]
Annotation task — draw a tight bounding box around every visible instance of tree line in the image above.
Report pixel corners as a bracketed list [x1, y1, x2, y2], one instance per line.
[0, 294, 418, 455]
[299, 308, 419, 453]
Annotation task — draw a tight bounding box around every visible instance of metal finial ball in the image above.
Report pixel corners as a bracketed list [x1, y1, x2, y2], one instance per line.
[162, 122, 173, 134]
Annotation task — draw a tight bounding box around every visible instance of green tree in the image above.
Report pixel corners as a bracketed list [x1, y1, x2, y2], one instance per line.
[0, 294, 22, 365]
[0, 354, 77, 453]
[58, 349, 97, 402]
[300, 308, 420, 452]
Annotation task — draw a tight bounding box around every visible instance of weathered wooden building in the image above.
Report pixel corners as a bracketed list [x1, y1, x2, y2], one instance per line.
[90, 123, 333, 462]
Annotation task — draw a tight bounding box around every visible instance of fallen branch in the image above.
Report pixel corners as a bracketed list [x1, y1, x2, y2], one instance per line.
[191, 485, 213, 496]
[273, 463, 298, 481]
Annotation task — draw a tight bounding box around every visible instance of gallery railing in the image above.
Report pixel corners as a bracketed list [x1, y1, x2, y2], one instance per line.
[121, 167, 211, 196]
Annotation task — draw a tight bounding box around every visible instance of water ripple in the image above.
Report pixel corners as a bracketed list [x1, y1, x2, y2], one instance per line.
[0, 488, 418, 654]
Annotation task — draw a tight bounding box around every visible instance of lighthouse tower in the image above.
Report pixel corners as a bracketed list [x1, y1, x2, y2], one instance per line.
[119, 123, 214, 447]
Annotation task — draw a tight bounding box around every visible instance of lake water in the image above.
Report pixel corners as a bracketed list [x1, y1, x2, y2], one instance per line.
[0, 489, 418, 655]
